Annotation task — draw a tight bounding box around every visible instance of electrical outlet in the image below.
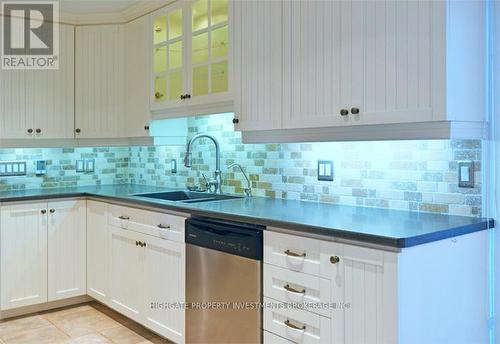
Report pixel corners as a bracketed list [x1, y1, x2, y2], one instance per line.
[76, 160, 85, 172]
[171, 159, 177, 173]
[85, 159, 95, 173]
[317, 160, 334, 181]
[458, 161, 474, 188]
[0, 162, 27, 176]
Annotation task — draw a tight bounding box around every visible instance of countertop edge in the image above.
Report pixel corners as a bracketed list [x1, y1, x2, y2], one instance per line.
[0, 189, 493, 249]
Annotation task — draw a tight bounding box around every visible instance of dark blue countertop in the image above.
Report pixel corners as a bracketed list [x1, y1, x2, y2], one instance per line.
[0, 184, 493, 248]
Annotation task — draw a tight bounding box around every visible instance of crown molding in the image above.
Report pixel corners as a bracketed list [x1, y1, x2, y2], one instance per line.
[59, 0, 174, 25]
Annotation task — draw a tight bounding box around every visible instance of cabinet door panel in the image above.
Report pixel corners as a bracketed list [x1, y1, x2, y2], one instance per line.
[143, 236, 185, 344]
[109, 227, 143, 322]
[47, 200, 86, 302]
[234, 0, 281, 131]
[283, 0, 346, 129]
[1, 203, 47, 310]
[75, 25, 125, 138]
[87, 200, 109, 303]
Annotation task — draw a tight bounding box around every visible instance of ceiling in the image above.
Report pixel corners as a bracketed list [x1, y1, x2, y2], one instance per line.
[60, 0, 143, 15]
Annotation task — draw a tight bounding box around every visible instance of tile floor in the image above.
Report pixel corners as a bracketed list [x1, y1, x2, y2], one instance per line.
[0, 302, 173, 344]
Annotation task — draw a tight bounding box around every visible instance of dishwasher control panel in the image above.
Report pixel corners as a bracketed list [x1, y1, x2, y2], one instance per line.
[185, 217, 263, 260]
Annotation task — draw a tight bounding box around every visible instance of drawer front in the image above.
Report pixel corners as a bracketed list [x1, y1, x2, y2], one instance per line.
[264, 264, 331, 318]
[265, 231, 321, 276]
[264, 297, 331, 344]
[264, 330, 294, 344]
[108, 204, 186, 242]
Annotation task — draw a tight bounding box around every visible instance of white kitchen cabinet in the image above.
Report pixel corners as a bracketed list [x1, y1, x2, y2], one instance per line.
[0, 24, 75, 139]
[143, 234, 185, 343]
[109, 226, 144, 323]
[233, 0, 282, 131]
[150, 0, 233, 119]
[264, 229, 488, 344]
[125, 15, 153, 137]
[87, 200, 110, 303]
[47, 200, 86, 302]
[0, 203, 48, 310]
[75, 25, 125, 139]
[236, 0, 487, 141]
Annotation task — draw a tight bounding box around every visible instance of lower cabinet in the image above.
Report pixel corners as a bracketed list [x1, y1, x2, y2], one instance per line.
[48, 200, 87, 301]
[0, 202, 48, 310]
[88, 201, 186, 344]
[0, 200, 86, 310]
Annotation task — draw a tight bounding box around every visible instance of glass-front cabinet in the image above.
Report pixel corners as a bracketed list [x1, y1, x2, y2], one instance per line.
[151, 0, 232, 117]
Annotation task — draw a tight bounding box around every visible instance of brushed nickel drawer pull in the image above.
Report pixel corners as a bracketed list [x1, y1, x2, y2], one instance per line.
[284, 249, 306, 258]
[118, 215, 130, 220]
[284, 284, 306, 294]
[284, 319, 306, 331]
[157, 224, 170, 229]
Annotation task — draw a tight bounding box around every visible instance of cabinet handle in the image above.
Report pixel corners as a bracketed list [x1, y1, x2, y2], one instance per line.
[330, 256, 340, 264]
[143, 242, 147, 247]
[49, 209, 55, 213]
[350, 107, 360, 115]
[158, 224, 170, 229]
[35, 128, 41, 133]
[118, 215, 130, 220]
[284, 249, 306, 258]
[284, 284, 306, 294]
[284, 319, 306, 331]
[27, 128, 33, 134]
[136, 241, 139, 246]
[144, 125, 150, 130]
[41, 209, 47, 214]
[75, 128, 81, 133]
[232, 118, 239, 124]
[340, 109, 349, 116]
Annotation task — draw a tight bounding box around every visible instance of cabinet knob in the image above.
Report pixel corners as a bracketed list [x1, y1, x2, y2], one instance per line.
[27, 128, 33, 134]
[350, 107, 360, 115]
[340, 109, 349, 116]
[144, 125, 150, 130]
[75, 128, 81, 133]
[330, 256, 340, 264]
[36, 128, 41, 134]
[180, 94, 185, 100]
[155, 92, 163, 99]
[49, 209, 55, 213]
[41, 209, 47, 214]
[136, 241, 139, 246]
[185, 94, 191, 99]
[232, 118, 239, 124]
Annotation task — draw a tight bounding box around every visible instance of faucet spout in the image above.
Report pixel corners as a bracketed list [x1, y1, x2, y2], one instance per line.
[184, 134, 222, 194]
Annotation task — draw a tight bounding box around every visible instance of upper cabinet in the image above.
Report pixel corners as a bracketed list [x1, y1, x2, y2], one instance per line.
[0, 24, 75, 140]
[234, 0, 487, 142]
[150, 0, 233, 118]
[75, 25, 126, 139]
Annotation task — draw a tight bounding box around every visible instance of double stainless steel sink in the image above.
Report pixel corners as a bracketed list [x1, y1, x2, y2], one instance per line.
[133, 191, 242, 203]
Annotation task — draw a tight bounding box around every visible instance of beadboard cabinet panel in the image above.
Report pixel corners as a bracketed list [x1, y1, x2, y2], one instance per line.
[125, 16, 152, 137]
[47, 200, 87, 302]
[0, 24, 74, 139]
[0, 203, 48, 310]
[233, 0, 282, 131]
[75, 25, 126, 139]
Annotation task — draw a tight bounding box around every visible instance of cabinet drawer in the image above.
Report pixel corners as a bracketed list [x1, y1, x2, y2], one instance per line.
[264, 330, 294, 344]
[265, 231, 321, 276]
[264, 297, 331, 344]
[264, 264, 331, 318]
[108, 204, 186, 243]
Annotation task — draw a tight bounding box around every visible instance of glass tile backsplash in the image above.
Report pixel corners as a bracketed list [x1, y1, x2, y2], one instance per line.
[0, 113, 483, 217]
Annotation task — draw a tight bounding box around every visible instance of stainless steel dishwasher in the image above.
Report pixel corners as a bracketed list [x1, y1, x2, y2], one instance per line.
[185, 216, 264, 344]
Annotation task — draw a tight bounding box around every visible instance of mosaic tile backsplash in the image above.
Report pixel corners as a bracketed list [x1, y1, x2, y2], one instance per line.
[0, 113, 482, 217]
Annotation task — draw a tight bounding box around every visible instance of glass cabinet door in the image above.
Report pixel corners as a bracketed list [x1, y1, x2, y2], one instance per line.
[190, 0, 229, 97]
[153, 7, 184, 103]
